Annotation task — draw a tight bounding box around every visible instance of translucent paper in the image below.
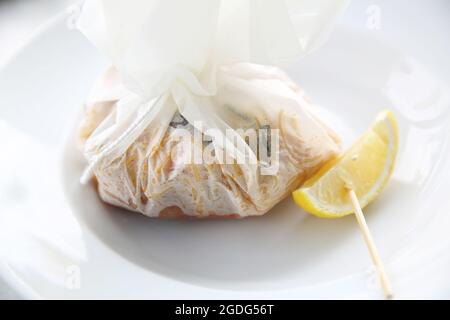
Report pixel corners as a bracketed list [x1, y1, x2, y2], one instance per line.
[78, 65, 341, 217]
[78, 0, 350, 98]
[76, 0, 348, 217]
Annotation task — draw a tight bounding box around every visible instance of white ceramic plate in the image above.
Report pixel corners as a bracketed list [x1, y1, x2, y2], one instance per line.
[1, 2, 450, 299]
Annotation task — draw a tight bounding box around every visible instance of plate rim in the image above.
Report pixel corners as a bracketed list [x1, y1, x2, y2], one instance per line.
[1, 10, 450, 299]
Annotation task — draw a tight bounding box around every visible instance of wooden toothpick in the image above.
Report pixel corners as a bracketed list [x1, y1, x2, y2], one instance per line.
[348, 189, 393, 299]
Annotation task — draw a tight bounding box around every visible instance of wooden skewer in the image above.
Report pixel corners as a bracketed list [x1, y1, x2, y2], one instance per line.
[348, 189, 393, 299]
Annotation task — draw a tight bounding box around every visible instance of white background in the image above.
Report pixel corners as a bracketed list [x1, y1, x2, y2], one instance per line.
[0, 0, 448, 299]
[0, 0, 73, 299]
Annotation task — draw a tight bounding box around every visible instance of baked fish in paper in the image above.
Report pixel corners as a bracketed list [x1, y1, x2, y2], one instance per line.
[79, 65, 340, 218]
[75, 0, 348, 218]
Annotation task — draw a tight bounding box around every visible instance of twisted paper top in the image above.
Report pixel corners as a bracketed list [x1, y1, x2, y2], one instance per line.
[77, 0, 349, 98]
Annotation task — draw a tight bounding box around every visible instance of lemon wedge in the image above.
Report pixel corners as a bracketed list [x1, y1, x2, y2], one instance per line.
[293, 110, 398, 218]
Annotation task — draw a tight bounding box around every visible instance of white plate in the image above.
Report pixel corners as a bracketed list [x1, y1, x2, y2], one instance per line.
[1, 3, 450, 299]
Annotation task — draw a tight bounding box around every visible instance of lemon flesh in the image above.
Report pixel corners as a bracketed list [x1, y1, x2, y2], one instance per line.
[292, 110, 398, 218]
